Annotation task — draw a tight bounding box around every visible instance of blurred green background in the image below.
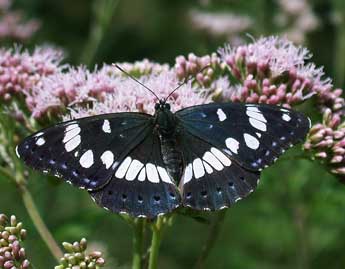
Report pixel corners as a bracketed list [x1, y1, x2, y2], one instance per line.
[1, 0, 345, 268]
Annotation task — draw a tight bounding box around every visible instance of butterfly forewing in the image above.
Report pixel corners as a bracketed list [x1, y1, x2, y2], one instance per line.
[176, 103, 310, 171]
[90, 130, 181, 218]
[17, 113, 153, 191]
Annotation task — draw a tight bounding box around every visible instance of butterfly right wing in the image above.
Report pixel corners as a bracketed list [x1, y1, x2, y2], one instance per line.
[17, 113, 153, 191]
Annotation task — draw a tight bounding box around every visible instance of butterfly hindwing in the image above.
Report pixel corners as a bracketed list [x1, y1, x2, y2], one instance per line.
[176, 103, 310, 171]
[90, 130, 181, 218]
[16, 113, 153, 191]
[178, 132, 260, 210]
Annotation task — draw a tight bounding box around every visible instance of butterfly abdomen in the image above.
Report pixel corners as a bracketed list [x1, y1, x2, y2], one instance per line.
[159, 134, 183, 185]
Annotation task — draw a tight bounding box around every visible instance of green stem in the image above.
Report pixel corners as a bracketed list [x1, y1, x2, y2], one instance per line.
[132, 218, 145, 269]
[194, 210, 227, 269]
[148, 216, 164, 269]
[19, 184, 63, 262]
[81, 0, 119, 66]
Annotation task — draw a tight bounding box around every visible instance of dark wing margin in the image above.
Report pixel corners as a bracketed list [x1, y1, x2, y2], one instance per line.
[176, 102, 310, 171]
[16, 113, 153, 191]
[90, 130, 181, 218]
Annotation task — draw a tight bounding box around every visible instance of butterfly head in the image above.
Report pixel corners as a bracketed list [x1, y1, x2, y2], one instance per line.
[154, 100, 175, 134]
[155, 99, 171, 111]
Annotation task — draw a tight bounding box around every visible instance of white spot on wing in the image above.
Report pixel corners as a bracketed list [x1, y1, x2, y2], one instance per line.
[138, 167, 146, 181]
[34, 132, 44, 137]
[282, 114, 291, 122]
[79, 150, 94, 168]
[246, 110, 267, 123]
[246, 106, 260, 113]
[125, 159, 144, 181]
[244, 133, 260, 150]
[100, 151, 114, 169]
[65, 135, 81, 152]
[193, 158, 205, 179]
[157, 166, 173, 184]
[203, 151, 223, 171]
[183, 163, 193, 184]
[102, 119, 111, 133]
[63, 126, 81, 143]
[225, 137, 239, 154]
[211, 147, 231, 166]
[115, 156, 132, 178]
[146, 163, 159, 183]
[36, 137, 45, 146]
[65, 124, 78, 132]
[203, 161, 213, 174]
[15, 146, 20, 157]
[249, 118, 267, 131]
[216, 108, 227, 122]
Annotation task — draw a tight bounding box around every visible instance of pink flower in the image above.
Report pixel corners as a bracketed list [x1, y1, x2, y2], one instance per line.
[107, 59, 169, 76]
[0, 0, 10, 11]
[174, 52, 221, 88]
[0, 46, 64, 102]
[304, 108, 345, 180]
[0, 12, 40, 41]
[218, 36, 333, 107]
[66, 70, 211, 120]
[189, 9, 252, 41]
[28, 65, 117, 119]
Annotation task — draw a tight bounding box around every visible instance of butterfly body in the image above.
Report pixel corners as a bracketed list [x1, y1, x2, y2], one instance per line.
[17, 101, 310, 218]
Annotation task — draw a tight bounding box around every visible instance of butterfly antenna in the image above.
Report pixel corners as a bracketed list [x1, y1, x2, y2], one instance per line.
[164, 65, 211, 102]
[113, 64, 160, 100]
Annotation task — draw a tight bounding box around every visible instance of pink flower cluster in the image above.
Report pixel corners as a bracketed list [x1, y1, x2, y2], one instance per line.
[0, 0, 40, 41]
[304, 109, 345, 178]
[0, 214, 30, 269]
[109, 59, 169, 76]
[188, 9, 253, 44]
[175, 52, 221, 87]
[66, 70, 210, 120]
[0, 46, 64, 102]
[275, 0, 319, 44]
[26, 58, 209, 119]
[218, 36, 333, 107]
[174, 36, 345, 180]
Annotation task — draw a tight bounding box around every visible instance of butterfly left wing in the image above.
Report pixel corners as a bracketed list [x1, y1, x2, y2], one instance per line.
[90, 130, 181, 218]
[175, 102, 310, 210]
[176, 103, 310, 171]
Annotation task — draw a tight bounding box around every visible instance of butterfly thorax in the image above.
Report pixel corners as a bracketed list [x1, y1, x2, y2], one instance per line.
[154, 101, 183, 184]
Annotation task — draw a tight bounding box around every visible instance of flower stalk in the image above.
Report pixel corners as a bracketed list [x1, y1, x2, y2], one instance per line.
[148, 216, 165, 269]
[132, 218, 146, 269]
[19, 183, 63, 262]
[194, 210, 227, 269]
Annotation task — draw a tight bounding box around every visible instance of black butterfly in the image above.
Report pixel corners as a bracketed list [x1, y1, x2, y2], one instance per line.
[16, 69, 310, 219]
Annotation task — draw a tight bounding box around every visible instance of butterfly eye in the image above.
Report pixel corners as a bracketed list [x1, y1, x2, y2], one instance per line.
[164, 103, 170, 110]
[155, 103, 160, 110]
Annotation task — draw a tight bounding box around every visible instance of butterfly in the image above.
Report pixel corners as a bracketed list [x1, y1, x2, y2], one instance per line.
[16, 66, 311, 219]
